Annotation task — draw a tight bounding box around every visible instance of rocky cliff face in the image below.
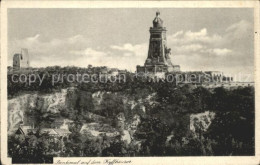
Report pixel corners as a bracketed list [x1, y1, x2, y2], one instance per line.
[8, 88, 155, 136]
[190, 111, 215, 135]
[8, 89, 70, 134]
[8, 87, 216, 144]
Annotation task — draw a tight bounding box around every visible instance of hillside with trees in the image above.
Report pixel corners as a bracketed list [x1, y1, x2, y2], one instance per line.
[7, 67, 254, 163]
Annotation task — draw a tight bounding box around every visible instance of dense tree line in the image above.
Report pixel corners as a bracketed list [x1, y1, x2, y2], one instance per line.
[8, 66, 255, 160]
[134, 86, 254, 156]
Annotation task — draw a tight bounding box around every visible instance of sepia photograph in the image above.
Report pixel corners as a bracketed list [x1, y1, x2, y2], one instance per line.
[1, 1, 259, 165]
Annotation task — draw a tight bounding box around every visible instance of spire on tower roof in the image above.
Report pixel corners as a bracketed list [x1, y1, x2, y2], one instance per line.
[153, 11, 163, 28]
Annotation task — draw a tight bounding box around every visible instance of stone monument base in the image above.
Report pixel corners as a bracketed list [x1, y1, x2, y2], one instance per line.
[137, 65, 180, 73]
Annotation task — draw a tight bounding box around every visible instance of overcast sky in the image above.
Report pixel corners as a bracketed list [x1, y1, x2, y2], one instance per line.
[8, 8, 254, 78]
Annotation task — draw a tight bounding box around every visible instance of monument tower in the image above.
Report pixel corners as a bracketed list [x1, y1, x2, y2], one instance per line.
[137, 11, 180, 76]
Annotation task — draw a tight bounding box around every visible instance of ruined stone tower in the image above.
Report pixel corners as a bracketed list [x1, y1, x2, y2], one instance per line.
[13, 48, 30, 70]
[137, 11, 180, 76]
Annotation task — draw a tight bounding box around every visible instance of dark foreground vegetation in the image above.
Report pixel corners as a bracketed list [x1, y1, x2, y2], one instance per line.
[8, 67, 254, 163]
